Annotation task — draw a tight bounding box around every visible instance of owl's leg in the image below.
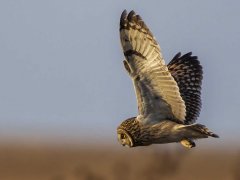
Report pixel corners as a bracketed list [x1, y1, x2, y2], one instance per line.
[180, 139, 195, 148]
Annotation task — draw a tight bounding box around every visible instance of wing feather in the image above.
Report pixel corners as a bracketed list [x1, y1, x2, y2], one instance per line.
[120, 10, 186, 124]
[168, 52, 203, 124]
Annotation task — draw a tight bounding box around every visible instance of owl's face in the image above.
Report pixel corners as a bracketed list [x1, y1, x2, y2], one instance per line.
[117, 129, 133, 147]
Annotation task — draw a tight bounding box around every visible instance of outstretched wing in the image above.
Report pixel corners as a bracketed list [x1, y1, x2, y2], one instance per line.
[120, 10, 186, 124]
[168, 52, 203, 124]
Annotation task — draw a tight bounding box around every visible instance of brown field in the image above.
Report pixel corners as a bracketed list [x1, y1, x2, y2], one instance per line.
[0, 143, 239, 180]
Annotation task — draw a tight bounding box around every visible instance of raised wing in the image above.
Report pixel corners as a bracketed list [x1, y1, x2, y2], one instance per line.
[120, 10, 186, 124]
[168, 52, 203, 124]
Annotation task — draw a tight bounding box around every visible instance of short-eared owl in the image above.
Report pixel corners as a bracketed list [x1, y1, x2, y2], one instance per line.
[117, 10, 219, 148]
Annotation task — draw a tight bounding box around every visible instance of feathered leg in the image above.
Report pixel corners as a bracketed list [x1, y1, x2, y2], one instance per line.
[179, 124, 219, 148]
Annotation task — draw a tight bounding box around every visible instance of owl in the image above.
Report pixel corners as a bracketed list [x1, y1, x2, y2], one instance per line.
[117, 10, 219, 148]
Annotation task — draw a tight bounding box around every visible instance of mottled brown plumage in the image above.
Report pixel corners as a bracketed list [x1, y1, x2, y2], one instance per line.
[117, 10, 218, 148]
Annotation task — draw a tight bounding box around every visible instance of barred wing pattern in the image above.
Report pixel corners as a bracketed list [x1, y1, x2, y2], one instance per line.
[120, 10, 186, 123]
[168, 52, 203, 124]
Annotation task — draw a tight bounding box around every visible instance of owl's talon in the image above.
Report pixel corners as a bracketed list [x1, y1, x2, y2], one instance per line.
[180, 139, 195, 148]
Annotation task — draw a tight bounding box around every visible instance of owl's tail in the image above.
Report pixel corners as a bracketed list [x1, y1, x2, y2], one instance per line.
[183, 124, 219, 139]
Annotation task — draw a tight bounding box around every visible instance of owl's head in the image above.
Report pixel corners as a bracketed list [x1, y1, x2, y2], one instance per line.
[117, 129, 133, 147]
[117, 117, 141, 147]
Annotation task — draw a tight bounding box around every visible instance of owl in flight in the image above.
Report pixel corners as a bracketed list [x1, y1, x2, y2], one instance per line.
[117, 10, 219, 148]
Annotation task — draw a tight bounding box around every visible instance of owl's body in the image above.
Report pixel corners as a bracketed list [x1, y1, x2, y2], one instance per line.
[117, 10, 218, 148]
[118, 117, 217, 148]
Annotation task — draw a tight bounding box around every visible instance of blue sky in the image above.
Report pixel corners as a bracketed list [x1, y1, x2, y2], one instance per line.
[0, 0, 239, 145]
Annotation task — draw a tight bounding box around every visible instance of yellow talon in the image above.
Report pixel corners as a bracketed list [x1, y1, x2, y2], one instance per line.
[180, 139, 195, 148]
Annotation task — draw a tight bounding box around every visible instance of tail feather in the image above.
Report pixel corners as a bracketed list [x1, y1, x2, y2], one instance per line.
[190, 124, 219, 138]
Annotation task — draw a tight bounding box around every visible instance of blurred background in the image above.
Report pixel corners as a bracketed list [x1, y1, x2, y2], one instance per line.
[0, 0, 239, 179]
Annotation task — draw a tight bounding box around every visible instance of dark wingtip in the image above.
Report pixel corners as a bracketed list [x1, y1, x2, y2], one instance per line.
[191, 56, 198, 60]
[127, 10, 136, 21]
[121, 9, 127, 18]
[181, 52, 192, 59]
[120, 10, 127, 28]
[173, 52, 181, 59]
[168, 52, 181, 66]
